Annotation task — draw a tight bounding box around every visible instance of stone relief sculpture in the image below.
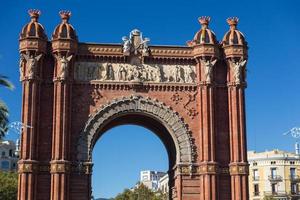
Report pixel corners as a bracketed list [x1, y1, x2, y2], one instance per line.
[122, 29, 150, 56]
[231, 59, 247, 83]
[122, 36, 131, 55]
[118, 65, 127, 81]
[19, 56, 25, 79]
[74, 62, 196, 84]
[55, 55, 73, 80]
[23, 54, 42, 78]
[201, 59, 217, 83]
[184, 65, 195, 83]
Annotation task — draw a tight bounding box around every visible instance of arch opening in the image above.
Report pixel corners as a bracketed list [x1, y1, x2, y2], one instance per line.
[76, 96, 196, 199]
[92, 124, 170, 198]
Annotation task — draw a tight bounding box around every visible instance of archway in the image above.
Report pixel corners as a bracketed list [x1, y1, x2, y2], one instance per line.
[91, 125, 169, 198]
[77, 95, 196, 199]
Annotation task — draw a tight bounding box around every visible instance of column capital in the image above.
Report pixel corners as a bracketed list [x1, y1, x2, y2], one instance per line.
[229, 162, 249, 175]
[198, 162, 218, 175]
[18, 159, 39, 173]
[50, 160, 71, 174]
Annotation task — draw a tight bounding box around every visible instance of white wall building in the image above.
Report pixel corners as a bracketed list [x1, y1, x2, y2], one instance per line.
[158, 173, 169, 194]
[0, 140, 19, 171]
[140, 170, 167, 192]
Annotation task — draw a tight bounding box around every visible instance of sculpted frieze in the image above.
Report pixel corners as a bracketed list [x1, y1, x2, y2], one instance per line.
[74, 62, 196, 84]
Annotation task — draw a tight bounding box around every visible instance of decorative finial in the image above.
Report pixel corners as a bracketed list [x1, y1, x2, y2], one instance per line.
[59, 10, 71, 23]
[227, 17, 239, 30]
[198, 16, 210, 28]
[28, 9, 41, 22]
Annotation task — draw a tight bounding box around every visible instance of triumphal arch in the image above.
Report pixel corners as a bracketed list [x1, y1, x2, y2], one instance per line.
[18, 9, 249, 200]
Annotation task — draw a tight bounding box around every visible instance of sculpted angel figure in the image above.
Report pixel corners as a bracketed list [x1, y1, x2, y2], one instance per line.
[23, 53, 42, 78]
[201, 59, 217, 83]
[19, 55, 25, 79]
[141, 37, 150, 56]
[231, 59, 247, 83]
[122, 36, 131, 54]
[55, 55, 73, 79]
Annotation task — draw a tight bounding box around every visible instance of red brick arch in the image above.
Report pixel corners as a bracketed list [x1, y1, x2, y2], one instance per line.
[76, 95, 196, 165]
[18, 10, 249, 200]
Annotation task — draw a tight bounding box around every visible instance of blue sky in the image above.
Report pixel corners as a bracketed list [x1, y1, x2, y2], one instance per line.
[0, 0, 299, 198]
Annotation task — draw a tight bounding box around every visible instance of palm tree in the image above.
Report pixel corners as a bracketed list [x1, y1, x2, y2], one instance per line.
[0, 75, 14, 139]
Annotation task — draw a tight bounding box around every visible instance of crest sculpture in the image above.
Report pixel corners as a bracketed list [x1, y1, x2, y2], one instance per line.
[18, 10, 249, 200]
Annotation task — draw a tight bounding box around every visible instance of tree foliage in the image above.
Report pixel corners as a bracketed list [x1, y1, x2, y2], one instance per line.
[0, 171, 18, 200]
[114, 183, 168, 200]
[0, 75, 14, 139]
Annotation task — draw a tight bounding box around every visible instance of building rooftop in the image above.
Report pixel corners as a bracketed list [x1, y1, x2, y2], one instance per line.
[248, 149, 299, 161]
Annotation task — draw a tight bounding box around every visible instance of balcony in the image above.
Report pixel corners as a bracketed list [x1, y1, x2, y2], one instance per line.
[264, 191, 288, 197]
[252, 176, 260, 181]
[291, 175, 300, 182]
[253, 191, 260, 196]
[268, 175, 283, 182]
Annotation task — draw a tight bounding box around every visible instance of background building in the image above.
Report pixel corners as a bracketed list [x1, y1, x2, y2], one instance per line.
[158, 173, 169, 194]
[0, 140, 19, 171]
[248, 147, 300, 200]
[140, 170, 167, 192]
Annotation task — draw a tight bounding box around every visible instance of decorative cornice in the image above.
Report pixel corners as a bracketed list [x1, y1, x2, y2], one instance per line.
[75, 81, 198, 92]
[19, 38, 47, 53]
[77, 43, 194, 59]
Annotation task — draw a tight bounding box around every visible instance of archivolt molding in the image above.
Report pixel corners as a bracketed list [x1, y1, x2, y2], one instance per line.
[76, 95, 196, 164]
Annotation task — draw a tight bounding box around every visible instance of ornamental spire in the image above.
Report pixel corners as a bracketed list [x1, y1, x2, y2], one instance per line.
[59, 10, 71, 23]
[226, 17, 239, 30]
[28, 9, 41, 22]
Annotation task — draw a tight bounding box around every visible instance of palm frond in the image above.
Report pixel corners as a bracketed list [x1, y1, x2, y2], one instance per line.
[0, 75, 14, 90]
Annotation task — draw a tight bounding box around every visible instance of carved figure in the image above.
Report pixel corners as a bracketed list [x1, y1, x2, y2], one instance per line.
[127, 68, 134, 81]
[174, 66, 184, 82]
[154, 66, 161, 82]
[118, 65, 127, 81]
[23, 54, 42, 78]
[201, 59, 217, 83]
[141, 37, 150, 56]
[232, 59, 247, 83]
[184, 65, 195, 83]
[122, 36, 131, 54]
[19, 55, 24, 79]
[56, 55, 73, 79]
[105, 64, 115, 80]
[122, 30, 150, 56]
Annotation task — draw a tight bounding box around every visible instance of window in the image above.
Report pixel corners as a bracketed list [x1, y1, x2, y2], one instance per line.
[253, 169, 259, 181]
[9, 149, 13, 157]
[254, 184, 259, 196]
[142, 175, 148, 181]
[271, 161, 276, 165]
[290, 161, 295, 165]
[291, 183, 298, 194]
[271, 183, 277, 194]
[1, 151, 5, 157]
[271, 168, 277, 178]
[1, 161, 9, 170]
[291, 168, 296, 179]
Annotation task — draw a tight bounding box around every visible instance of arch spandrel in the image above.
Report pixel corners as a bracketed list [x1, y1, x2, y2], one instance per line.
[77, 95, 196, 165]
